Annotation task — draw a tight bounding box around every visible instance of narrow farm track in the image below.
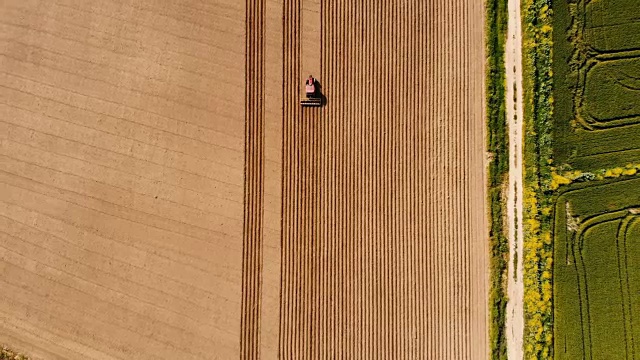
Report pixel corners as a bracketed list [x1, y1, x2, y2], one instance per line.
[506, 0, 525, 355]
[279, 0, 488, 358]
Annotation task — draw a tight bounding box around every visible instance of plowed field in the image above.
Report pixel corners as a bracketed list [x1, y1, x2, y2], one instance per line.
[0, 0, 488, 359]
[278, 0, 488, 358]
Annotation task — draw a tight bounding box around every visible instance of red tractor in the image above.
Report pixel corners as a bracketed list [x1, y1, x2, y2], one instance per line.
[301, 75, 322, 107]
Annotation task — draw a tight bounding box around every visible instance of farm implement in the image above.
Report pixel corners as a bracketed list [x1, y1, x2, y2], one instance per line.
[301, 75, 322, 107]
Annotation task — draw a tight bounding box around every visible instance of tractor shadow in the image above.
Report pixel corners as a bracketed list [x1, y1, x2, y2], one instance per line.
[314, 80, 328, 106]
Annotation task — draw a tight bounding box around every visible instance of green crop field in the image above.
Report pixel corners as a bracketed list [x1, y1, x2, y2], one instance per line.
[549, 0, 640, 359]
[554, 178, 640, 359]
[553, 0, 640, 171]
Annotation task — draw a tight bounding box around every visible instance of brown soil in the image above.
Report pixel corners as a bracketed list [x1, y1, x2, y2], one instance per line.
[0, 0, 488, 359]
[0, 0, 245, 358]
[276, 1, 489, 358]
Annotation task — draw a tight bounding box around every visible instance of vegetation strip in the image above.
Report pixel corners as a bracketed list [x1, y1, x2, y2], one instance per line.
[521, 0, 554, 358]
[1, 346, 29, 360]
[485, 0, 509, 357]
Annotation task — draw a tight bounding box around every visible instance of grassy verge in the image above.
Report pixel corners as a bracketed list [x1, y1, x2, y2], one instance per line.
[521, 0, 554, 358]
[485, 0, 509, 357]
[1, 346, 29, 360]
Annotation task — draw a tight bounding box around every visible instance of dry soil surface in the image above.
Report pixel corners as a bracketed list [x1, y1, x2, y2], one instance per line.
[0, 0, 489, 359]
[277, 0, 489, 358]
[505, 0, 525, 356]
[0, 0, 246, 358]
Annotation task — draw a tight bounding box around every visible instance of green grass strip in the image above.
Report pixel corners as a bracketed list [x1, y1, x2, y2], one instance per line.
[486, 0, 509, 357]
[521, 0, 554, 358]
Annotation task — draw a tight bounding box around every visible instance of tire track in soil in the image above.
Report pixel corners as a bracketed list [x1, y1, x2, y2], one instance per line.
[240, 0, 265, 358]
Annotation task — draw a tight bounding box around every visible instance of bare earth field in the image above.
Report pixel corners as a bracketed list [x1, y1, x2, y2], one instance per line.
[278, 0, 488, 358]
[0, 0, 489, 359]
[0, 0, 246, 358]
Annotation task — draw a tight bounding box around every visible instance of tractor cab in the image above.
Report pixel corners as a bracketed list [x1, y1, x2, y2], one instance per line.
[301, 75, 322, 107]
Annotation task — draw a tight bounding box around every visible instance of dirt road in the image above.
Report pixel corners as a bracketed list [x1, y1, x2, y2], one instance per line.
[505, 0, 525, 356]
